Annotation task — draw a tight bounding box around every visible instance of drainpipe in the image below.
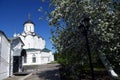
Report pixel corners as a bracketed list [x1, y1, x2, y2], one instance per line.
[9, 40, 12, 77]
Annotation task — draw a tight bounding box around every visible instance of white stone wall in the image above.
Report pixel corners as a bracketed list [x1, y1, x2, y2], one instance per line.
[41, 51, 54, 64]
[19, 35, 45, 49]
[49, 52, 54, 62]
[23, 50, 42, 65]
[23, 50, 54, 65]
[0, 34, 11, 80]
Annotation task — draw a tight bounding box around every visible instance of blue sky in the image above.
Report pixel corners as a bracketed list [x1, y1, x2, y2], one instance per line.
[0, 0, 54, 51]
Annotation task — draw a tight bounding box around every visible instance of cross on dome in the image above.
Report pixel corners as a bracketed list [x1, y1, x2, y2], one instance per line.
[24, 13, 35, 25]
[28, 13, 31, 20]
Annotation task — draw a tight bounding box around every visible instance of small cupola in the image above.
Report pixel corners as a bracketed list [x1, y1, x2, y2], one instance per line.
[24, 14, 35, 33]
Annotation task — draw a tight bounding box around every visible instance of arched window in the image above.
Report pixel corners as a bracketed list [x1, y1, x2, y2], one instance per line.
[30, 26, 31, 32]
[32, 54, 36, 63]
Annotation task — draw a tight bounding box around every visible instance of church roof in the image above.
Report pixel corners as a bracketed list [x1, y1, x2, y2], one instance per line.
[0, 30, 10, 42]
[23, 20, 35, 25]
[41, 48, 51, 52]
[25, 48, 51, 53]
[9, 37, 24, 45]
[25, 48, 41, 51]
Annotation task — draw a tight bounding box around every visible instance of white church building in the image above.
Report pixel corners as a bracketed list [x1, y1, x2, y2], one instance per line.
[14, 17, 54, 66]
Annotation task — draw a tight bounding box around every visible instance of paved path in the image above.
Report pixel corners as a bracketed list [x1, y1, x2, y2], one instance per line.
[4, 63, 60, 80]
[25, 63, 60, 80]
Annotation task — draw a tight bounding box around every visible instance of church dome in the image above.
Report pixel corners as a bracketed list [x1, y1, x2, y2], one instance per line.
[23, 19, 35, 33]
[23, 20, 35, 25]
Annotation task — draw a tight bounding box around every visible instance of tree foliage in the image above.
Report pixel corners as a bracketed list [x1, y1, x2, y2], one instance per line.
[49, 0, 120, 79]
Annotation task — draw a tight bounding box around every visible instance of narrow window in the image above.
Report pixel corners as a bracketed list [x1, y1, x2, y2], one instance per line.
[30, 26, 31, 32]
[32, 55, 36, 63]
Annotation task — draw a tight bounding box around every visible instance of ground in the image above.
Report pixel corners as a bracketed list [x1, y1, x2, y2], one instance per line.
[25, 63, 60, 80]
[4, 63, 60, 80]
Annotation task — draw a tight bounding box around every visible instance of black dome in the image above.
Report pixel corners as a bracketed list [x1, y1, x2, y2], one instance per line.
[23, 20, 35, 25]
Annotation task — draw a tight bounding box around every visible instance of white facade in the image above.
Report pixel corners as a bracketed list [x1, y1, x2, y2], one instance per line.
[0, 31, 12, 80]
[41, 51, 54, 64]
[14, 19, 54, 66]
[0, 31, 26, 79]
[19, 34, 45, 49]
[23, 49, 41, 65]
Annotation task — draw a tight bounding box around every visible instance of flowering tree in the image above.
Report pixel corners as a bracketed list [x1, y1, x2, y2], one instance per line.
[49, 0, 120, 79]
